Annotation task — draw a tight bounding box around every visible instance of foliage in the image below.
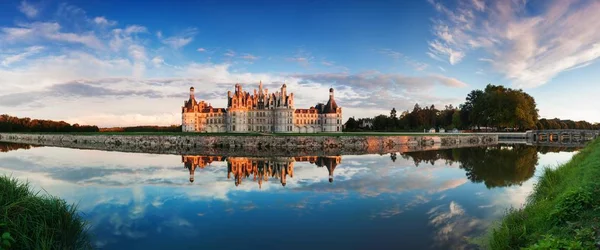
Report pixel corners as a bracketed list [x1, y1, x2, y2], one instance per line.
[459, 84, 539, 131]
[100, 125, 182, 132]
[488, 139, 600, 249]
[0, 224, 15, 250]
[0, 114, 98, 133]
[0, 176, 93, 250]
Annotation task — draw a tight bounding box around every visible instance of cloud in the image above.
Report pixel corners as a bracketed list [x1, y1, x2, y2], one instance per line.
[321, 60, 334, 66]
[124, 25, 147, 35]
[18, 1, 38, 18]
[151, 56, 164, 67]
[159, 28, 197, 49]
[1, 46, 44, 66]
[287, 50, 313, 66]
[428, 0, 600, 88]
[438, 66, 446, 72]
[380, 49, 429, 70]
[287, 56, 310, 65]
[223, 49, 235, 57]
[197, 48, 206, 52]
[93, 16, 117, 26]
[1, 22, 104, 49]
[240, 53, 258, 61]
[428, 40, 464, 65]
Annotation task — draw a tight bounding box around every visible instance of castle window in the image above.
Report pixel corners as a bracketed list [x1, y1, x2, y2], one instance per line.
[233, 125, 236, 131]
[337, 126, 340, 132]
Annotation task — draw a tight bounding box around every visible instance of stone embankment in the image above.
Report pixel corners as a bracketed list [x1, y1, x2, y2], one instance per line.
[0, 133, 498, 156]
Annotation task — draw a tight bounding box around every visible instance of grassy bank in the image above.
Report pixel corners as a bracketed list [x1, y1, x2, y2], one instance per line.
[489, 138, 600, 249]
[0, 176, 92, 250]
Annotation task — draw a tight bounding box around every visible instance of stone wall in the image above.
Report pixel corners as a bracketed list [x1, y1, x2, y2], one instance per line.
[0, 133, 498, 157]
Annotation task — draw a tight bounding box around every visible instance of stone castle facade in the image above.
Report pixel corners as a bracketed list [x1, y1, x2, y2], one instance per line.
[182, 82, 342, 133]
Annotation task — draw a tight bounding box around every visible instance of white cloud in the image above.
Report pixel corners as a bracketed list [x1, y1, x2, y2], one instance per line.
[471, 0, 485, 12]
[428, 0, 600, 88]
[224, 49, 235, 57]
[1, 46, 44, 66]
[124, 25, 147, 35]
[321, 60, 334, 66]
[18, 1, 38, 18]
[240, 53, 258, 61]
[159, 28, 197, 49]
[1, 22, 104, 49]
[93, 16, 117, 26]
[197, 48, 206, 52]
[151, 56, 164, 67]
[428, 40, 465, 65]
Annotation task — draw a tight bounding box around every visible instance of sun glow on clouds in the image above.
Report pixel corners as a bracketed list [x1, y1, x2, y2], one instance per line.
[428, 0, 600, 88]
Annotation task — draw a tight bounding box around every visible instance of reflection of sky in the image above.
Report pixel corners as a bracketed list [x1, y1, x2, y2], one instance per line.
[0, 146, 575, 250]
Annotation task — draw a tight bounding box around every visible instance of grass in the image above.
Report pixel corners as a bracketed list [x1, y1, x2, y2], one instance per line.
[0, 176, 92, 250]
[488, 138, 600, 249]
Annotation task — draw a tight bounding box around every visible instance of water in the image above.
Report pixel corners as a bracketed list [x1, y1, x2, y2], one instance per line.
[0, 142, 578, 249]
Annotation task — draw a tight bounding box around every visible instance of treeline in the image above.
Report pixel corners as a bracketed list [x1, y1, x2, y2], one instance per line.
[536, 118, 597, 130]
[100, 125, 182, 132]
[0, 114, 99, 132]
[345, 84, 599, 132]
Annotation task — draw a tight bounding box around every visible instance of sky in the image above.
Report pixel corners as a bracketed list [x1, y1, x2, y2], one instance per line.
[0, 0, 599, 127]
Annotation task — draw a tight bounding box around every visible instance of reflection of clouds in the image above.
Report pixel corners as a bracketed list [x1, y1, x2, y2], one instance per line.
[430, 178, 469, 193]
[428, 201, 487, 250]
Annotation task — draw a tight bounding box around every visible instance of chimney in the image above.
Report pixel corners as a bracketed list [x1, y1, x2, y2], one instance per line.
[190, 87, 195, 100]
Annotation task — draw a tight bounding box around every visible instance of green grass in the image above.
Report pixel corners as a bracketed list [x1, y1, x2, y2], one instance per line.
[488, 138, 600, 249]
[0, 176, 92, 250]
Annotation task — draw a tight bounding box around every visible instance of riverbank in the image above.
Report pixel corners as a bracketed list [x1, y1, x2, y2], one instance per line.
[489, 138, 600, 249]
[0, 132, 498, 156]
[0, 176, 92, 249]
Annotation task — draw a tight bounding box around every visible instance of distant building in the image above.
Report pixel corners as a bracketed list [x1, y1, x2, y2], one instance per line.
[181, 82, 343, 133]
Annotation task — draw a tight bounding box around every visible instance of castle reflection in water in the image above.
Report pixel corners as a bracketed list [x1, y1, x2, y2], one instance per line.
[182, 155, 341, 188]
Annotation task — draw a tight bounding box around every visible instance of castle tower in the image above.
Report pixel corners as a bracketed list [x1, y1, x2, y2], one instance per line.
[190, 87, 195, 100]
[281, 83, 287, 97]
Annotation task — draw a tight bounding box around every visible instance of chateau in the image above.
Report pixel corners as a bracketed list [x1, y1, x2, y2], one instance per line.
[181, 82, 343, 133]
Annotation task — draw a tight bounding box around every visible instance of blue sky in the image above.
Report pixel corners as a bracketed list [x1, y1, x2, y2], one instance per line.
[1, 0, 599, 127]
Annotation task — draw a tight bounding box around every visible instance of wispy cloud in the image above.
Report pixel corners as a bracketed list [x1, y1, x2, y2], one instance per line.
[18, 1, 38, 18]
[321, 60, 334, 66]
[380, 48, 429, 71]
[1, 46, 44, 66]
[428, 0, 600, 88]
[224, 49, 236, 57]
[197, 48, 206, 52]
[240, 53, 258, 61]
[124, 25, 147, 35]
[1, 22, 104, 49]
[159, 28, 197, 49]
[93, 16, 117, 26]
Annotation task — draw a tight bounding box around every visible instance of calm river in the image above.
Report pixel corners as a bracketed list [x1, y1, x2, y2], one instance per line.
[0, 142, 579, 249]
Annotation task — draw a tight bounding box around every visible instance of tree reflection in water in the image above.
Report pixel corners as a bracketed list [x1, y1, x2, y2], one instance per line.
[400, 145, 561, 188]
